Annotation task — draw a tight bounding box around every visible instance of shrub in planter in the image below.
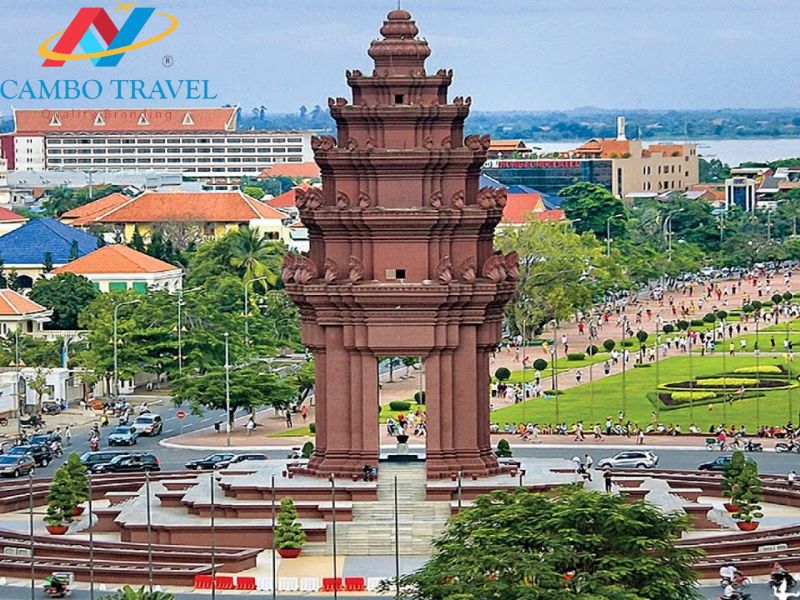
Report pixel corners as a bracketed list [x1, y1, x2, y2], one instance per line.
[733, 365, 782, 375]
[636, 331, 648, 344]
[414, 391, 426, 405]
[622, 340, 635, 347]
[566, 353, 585, 361]
[762, 301, 774, 307]
[662, 324, 675, 334]
[308, 422, 316, 434]
[301, 442, 315, 459]
[602, 339, 616, 352]
[44, 467, 76, 533]
[586, 345, 599, 357]
[494, 367, 511, 382]
[389, 401, 411, 411]
[98, 585, 175, 600]
[702, 313, 717, 324]
[676, 320, 690, 332]
[784, 291, 794, 302]
[731, 458, 764, 528]
[772, 294, 784, 305]
[671, 391, 717, 402]
[65, 452, 89, 507]
[690, 319, 705, 327]
[495, 438, 512, 458]
[750, 300, 762, 311]
[532, 359, 548, 371]
[722, 451, 746, 511]
[274, 498, 306, 557]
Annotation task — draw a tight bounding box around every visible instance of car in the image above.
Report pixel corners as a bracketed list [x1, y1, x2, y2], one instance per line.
[132, 414, 163, 436]
[698, 455, 755, 472]
[184, 453, 237, 470]
[90, 453, 160, 474]
[79, 450, 130, 468]
[0, 454, 36, 477]
[28, 432, 62, 447]
[229, 453, 269, 465]
[596, 451, 659, 469]
[7, 444, 54, 467]
[107, 426, 139, 446]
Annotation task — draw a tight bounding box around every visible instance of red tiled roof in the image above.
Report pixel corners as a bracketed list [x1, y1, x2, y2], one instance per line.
[529, 210, 566, 222]
[257, 162, 320, 179]
[62, 193, 130, 226]
[265, 184, 313, 209]
[489, 139, 530, 152]
[570, 139, 633, 158]
[0, 206, 27, 223]
[0, 290, 47, 316]
[502, 193, 545, 223]
[87, 191, 286, 224]
[52, 244, 180, 275]
[12, 108, 236, 134]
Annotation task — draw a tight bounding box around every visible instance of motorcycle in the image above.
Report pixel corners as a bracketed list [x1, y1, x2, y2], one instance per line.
[719, 574, 751, 588]
[770, 570, 797, 590]
[0, 416, 7, 426]
[50, 443, 63, 459]
[775, 442, 800, 453]
[89, 438, 99, 452]
[41, 403, 62, 416]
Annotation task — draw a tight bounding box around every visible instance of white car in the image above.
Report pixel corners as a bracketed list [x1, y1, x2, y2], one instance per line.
[597, 451, 658, 469]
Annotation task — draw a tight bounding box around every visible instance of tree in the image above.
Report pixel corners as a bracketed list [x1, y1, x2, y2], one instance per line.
[229, 227, 282, 291]
[393, 488, 701, 599]
[42, 252, 54, 274]
[274, 498, 306, 550]
[243, 186, 266, 200]
[30, 273, 98, 330]
[45, 465, 77, 528]
[559, 182, 629, 240]
[496, 221, 627, 336]
[171, 363, 296, 424]
[730, 456, 764, 526]
[129, 226, 146, 252]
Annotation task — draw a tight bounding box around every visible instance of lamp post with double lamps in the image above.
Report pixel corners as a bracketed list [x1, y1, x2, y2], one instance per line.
[244, 276, 272, 344]
[113, 299, 140, 400]
[176, 287, 201, 375]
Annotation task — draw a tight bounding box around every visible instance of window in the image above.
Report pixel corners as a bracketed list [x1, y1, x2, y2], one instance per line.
[92, 282, 100, 291]
[256, 138, 270, 143]
[212, 167, 225, 172]
[167, 148, 180, 153]
[288, 148, 302, 153]
[212, 138, 224, 144]
[394, 94, 404, 104]
[198, 167, 211, 172]
[167, 139, 180, 144]
[198, 158, 210, 163]
[273, 147, 286, 153]
[50, 149, 62, 155]
[229, 167, 241, 172]
[152, 158, 165, 163]
[227, 138, 241, 143]
[273, 138, 285, 143]
[121, 139, 135, 144]
[151, 138, 165, 144]
[152, 148, 165, 154]
[122, 149, 135, 154]
[92, 159, 106, 164]
[243, 158, 256, 163]
[139, 158, 151, 163]
[386, 269, 406, 279]
[242, 148, 256, 153]
[109, 282, 127, 292]
[181, 139, 196, 144]
[197, 138, 209, 144]
[167, 158, 181, 163]
[213, 158, 226, 163]
[288, 157, 302, 162]
[198, 148, 210, 153]
[287, 137, 302, 143]
[184, 148, 196, 153]
[257, 148, 271, 153]
[212, 148, 225, 153]
[122, 158, 135, 163]
[132, 282, 147, 295]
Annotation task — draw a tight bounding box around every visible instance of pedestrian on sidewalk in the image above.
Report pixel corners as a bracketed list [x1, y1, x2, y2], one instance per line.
[604, 469, 613, 493]
[246, 416, 255, 436]
[575, 370, 582, 384]
[789, 470, 797, 489]
[64, 425, 72, 447]
[301, 405, 308, 422]
[285, 411, 293, 428]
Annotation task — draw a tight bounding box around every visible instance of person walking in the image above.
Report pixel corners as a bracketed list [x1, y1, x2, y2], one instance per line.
[604, 469, 613, 493]
[789, 470, 797, 489]
[301, 405, 308, 422]
[575, 369, 582, 384]
[285, 411, 293, 428]
[64, 425, 72, 447]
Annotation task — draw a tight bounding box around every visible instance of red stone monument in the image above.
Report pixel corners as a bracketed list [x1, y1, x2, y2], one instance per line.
[284, 9, 518, 479]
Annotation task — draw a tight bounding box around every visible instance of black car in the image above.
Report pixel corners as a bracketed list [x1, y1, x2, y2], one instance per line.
[28, 432, 62, 447]
[230, 453, 269, 465]
[0, 454, 36, 477]
[185, 453, 237, 470]
[7, 444, 53, 467]
[698, 455, 755, 472]
[90, 453, 160, 473]
[80, 450, 130, 468]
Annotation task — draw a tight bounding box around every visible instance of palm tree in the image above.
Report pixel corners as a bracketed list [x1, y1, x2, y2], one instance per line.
[229, 228, 280, 292]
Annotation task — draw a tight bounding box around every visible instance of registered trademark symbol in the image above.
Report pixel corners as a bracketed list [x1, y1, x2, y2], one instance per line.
[162, 55, 173, 67]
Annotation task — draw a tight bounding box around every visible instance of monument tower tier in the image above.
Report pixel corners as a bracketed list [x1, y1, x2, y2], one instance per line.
[285, 9, 517, 479]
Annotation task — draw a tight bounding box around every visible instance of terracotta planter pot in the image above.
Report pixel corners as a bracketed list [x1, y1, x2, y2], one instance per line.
[277, 548, 302, 558]
[46, 525, 68, 535]
[736, 521, 759, 531]
[471, 474, 478, 481]
[724, 503, 740, 513]
[450, 475, 458, 482]
[72, 506, 85, 516]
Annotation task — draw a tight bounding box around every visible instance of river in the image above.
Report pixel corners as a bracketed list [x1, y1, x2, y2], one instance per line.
[530, 138, 800, 167]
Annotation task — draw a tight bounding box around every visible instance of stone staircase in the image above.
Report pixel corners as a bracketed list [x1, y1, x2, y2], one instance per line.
[304, 464, 450, 555]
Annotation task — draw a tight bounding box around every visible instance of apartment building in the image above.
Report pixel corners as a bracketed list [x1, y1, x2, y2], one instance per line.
[0, 108, 314, 188]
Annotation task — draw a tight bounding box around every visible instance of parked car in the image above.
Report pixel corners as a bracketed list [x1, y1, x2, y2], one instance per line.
[0, 454, 36, 477]
[28, 432, 62, 447]
[90, 453, 160, 473]
[698, 455, 755, 472]
[107, 426, 139, 446]
[596, 451, 659, 469]
[79, 450, 130, 468]
[7, 444, 54, 467]
[132, 414, 163, 436]
[229, 453, 270, 465]
[185, 453, 237, 470]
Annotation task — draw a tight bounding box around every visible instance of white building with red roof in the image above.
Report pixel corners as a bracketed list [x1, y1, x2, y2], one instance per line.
[50, 244, 183, 293]
[0, 108, 313, 187]
[0, 289, 51, 337]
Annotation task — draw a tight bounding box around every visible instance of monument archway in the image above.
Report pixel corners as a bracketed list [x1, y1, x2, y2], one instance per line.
[285, 9, 517, 479]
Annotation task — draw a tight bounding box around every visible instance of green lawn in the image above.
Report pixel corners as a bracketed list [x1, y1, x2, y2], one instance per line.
[379, 401, 425, 423]
[491, 354, 799, 431]
[267, 425, 314, 438]
[499, 354, 611, 383]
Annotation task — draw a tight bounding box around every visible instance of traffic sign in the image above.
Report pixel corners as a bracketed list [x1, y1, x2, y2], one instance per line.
[176, 410, 187, 420]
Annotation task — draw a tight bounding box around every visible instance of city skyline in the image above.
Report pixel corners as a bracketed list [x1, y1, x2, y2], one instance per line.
[0, 0, 797, 116]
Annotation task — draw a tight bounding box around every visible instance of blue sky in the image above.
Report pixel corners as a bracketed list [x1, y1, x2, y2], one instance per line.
[0, 0, 798, 115]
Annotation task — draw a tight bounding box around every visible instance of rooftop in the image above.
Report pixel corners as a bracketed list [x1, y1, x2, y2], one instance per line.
[51, 244, 181, 276]
[62, 193, 130, 226]
[0, 290, 48, 317]
[0, 218, 98, 265]
[75, 190, 287, 224]
[257, 162, 320, 180]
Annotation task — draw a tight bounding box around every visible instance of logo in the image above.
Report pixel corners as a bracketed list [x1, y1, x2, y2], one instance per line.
[39, 3, 178, 67]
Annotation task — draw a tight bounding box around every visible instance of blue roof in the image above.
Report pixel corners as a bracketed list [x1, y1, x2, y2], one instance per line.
[0, 218, 99, 265]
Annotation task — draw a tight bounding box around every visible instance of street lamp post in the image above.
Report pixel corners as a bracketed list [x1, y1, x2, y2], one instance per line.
[177, 287, 202, 376]
[606, 213, 623, 257]
[113, 299, 140, 400]
[224, 332, 232, 446]
[244, 276, 272, 344]
[664, 208, 685, 262]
